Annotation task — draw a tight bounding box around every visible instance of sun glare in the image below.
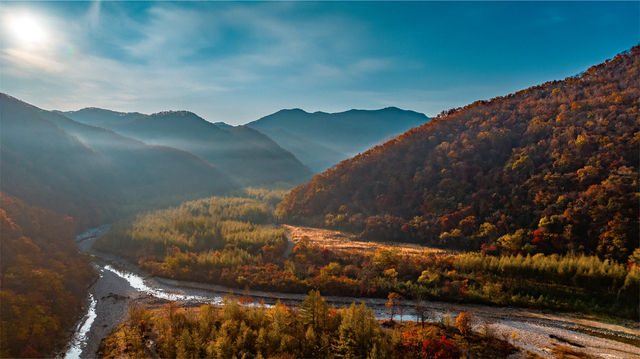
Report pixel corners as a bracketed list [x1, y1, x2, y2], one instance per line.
[7, 14, 47, 46]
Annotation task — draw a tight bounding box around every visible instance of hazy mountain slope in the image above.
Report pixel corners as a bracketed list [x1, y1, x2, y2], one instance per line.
[247, 107, 429, 172]
[1, 94, 117, 227]
[69, 110, 313, 186]
[214, 125, 314, 185]
[278, 47, 640, 262]
[61, 107, 145, 128]
[41, 110, 236, 204]
[0, 94, 236, 228]
[259, 127, 346, 173]
[213, 121, 233, 128]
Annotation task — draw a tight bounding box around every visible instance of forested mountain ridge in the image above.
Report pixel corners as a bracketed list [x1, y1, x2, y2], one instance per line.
[248, 107, 430, 172]
[66, 109, 314, 186]
[278, 46, 640, 262]
[0, 93, 236, 229]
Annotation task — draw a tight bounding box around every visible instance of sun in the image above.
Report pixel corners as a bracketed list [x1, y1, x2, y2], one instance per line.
[7, 14, 47, 46]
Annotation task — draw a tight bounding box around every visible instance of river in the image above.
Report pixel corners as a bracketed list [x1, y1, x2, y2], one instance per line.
[65, 226, 640, 359]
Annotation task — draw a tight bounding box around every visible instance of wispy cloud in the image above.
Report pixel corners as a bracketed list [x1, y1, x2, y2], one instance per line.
[0, 1, 637, 123]
[0, 2, 397, 122]
[86, 0, 101, 30]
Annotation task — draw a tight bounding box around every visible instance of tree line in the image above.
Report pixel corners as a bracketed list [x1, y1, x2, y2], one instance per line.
[99, 291, 515, 359]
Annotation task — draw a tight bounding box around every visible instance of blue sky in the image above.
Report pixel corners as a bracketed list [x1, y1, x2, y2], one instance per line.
[1, 1, 638, 125]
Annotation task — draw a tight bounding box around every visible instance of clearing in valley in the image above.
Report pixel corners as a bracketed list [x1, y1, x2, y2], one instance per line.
[284, 224, 454, 256]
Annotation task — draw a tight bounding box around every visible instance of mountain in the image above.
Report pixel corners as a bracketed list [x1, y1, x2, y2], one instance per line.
[0, 93, 235, 228]
[255, 127, 346, 173]
[65, 109, 313, 186]
[57, 107, 145, 127]
[247, 107, 430, 172]
[278, 47, 640, 262]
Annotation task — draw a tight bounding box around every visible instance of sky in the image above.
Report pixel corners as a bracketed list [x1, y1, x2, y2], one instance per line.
[1, 1, 638, 125]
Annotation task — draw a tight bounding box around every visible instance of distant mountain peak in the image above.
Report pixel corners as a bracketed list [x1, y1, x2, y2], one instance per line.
[255, 106, 428, 124]
[141, 111, 214, 127]
[63, 107, 146, 126]
[342, 106, 428, 117]
[275, 108, 310, 115]
[74, 107, 145, 116]
[247, 105, 430, 172]
[380, 106, 412, 113]
[79, 106, 115, 112]
[150, 110, 201, 118]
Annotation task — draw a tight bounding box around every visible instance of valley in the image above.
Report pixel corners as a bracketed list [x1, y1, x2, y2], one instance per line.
[93, 191, 638, 320]
[70, 225, 640, 359]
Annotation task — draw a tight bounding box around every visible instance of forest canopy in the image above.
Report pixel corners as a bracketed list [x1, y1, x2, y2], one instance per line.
[0, 194, 96, 358]
[96, 190, 290, 281]
[99, 292, 515, 359]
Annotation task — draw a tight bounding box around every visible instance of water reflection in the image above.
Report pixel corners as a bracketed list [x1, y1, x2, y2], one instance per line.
[101, 264, 421, 320]
[102, 265, 225, 304]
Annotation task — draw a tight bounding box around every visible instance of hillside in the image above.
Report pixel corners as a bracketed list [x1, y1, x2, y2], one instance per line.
[0, 94, 235, 228]
[0, 194, 95, 357]
[278, 47, 640, 262]
[65, 109, 313, 186]
[248, 107, 429, 172]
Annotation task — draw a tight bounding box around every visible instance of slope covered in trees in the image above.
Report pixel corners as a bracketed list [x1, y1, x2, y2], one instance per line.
[0, 93, 235, 228]
[95, 190, 290, 279]
[96, 191, 639, 318]
[278, 47, 640, 262]
[248, 107, 429, 172]
[99, 293, 514, 359]
[0, 194, 96, 358]
[65, 109, 313, 186]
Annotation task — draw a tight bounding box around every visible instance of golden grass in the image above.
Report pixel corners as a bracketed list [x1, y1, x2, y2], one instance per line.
[284, 225, 455, 256]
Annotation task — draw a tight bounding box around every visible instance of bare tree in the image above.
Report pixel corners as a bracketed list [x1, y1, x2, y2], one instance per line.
[414, 292, 430, 328]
